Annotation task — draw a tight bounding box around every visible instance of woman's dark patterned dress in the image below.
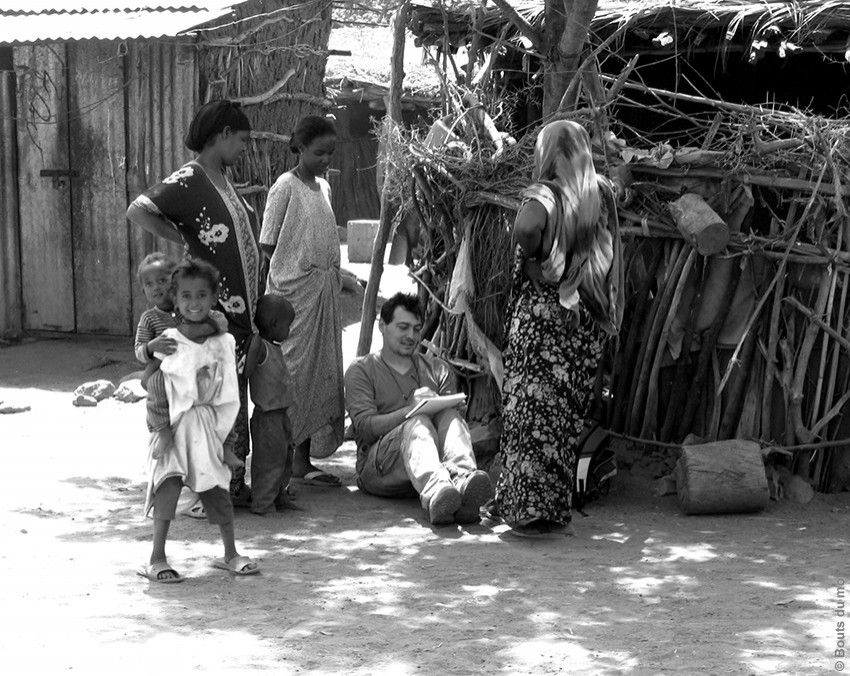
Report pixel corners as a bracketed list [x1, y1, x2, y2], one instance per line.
[494, 251, 605, 526]
[133, 161, 260, 501]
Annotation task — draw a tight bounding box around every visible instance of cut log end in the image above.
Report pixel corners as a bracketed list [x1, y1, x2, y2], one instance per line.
[675, 440, 769, 515]
[669, 192, 730, 255]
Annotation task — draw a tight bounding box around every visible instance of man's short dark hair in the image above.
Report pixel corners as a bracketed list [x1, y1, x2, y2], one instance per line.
[380, 292, 422, 324]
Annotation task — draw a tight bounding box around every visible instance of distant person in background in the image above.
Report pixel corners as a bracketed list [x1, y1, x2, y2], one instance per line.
[493, 120, 623, 538]
[344, 293, 492, 526]
[127, 99, 260, 508]
[260, 115, 344, 487]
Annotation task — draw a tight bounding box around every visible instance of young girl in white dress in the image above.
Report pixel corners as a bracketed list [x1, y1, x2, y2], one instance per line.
[140, 259, 259, 582]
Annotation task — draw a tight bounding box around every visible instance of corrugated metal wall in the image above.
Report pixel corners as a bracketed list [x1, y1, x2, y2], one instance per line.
[5, 39, 197, 337]
[68, 40, 132, 334]
[14, 43, 76, 332]
[124, 40, 197, 329]
[0, 67, 22, 339]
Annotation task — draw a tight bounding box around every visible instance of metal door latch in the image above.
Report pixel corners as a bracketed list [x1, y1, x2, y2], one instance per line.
[40, 168, 79, 189]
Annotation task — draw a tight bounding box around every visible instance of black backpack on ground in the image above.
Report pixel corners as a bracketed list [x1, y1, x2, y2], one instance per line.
[573, 421, 617, 512]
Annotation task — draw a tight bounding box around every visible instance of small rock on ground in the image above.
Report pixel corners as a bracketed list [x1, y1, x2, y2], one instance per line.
[72, 394, 98, 407]
[73, 379, 116, 401]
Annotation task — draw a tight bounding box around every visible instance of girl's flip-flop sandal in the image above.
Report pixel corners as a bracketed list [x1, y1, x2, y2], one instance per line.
[137, 561, 184, 584]
[212, 555, 260, 576]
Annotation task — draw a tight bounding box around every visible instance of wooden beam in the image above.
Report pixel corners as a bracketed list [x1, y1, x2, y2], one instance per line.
[250, 130, 291, 143]
[232, 69, 296, 106]
[599, 74, 776, 116]
[489, 0, 543, 52]
[783, 296, 850, 355]
[356, 1, 409, 357]
[261, 91, 332, 108]
[629, 164, 842, 197]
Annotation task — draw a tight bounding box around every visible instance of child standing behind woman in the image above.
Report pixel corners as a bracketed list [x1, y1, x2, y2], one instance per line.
[139, 258, 258, 582]
[259, 116, 345, 485]
[244, 294, 296, 515]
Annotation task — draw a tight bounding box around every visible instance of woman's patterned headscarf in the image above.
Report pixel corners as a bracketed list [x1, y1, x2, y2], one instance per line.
[523, 120, 623, 335]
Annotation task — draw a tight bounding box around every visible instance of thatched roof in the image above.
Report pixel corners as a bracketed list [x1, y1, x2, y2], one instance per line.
[409, 1, 850, 55]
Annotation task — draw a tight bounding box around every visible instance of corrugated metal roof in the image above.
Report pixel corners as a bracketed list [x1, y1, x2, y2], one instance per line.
[0, 1, 235, 12]
[0, 2, 244, 43]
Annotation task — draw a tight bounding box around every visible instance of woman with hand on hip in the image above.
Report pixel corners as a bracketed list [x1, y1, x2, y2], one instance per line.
[259, 116, 344, 487]
[127, 100, 260, 506]
[494, 120, 623, 538]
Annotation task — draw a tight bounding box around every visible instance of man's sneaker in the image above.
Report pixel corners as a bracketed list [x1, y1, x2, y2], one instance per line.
[454, 470, 494, 524]
[428, 484, 462, 525]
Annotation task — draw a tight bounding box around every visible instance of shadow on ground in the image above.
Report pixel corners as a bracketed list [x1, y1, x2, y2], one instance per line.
[3, 332, 847, 673]
[20, 441, 843, 674]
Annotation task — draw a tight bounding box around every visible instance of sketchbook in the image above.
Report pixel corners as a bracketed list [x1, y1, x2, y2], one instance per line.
[405, 393, 467, 419]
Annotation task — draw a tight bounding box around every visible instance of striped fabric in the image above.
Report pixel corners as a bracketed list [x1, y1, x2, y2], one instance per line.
[134, 307, 178, 363]
[135, 308, 229, 363]
[145, 370, 170, 432]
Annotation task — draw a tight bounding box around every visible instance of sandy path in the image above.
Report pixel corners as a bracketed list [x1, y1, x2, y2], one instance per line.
[1, 279, 847, 674]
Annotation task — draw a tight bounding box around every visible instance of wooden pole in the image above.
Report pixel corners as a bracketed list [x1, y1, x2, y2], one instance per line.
[544, 0, 599, 116]
[0, 70, 22, 340]
[356, 2, 408, 357]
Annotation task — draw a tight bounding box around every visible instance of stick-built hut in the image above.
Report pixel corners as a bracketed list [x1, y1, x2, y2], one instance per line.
[0, 0, 331, 340]
[325, 23, 440, 229]
[384, 0, 850, 492]
[325, 75, 436, 226]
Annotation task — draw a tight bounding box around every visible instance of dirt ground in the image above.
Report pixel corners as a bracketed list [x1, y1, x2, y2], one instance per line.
[2, 267, 848, 674]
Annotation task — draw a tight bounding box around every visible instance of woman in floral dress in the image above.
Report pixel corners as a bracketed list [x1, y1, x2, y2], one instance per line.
[494, 120, 623, 538]
[127, 100, 260, 505]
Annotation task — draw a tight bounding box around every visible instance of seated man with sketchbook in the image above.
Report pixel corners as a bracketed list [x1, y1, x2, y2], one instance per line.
[344, 293, 493, 525]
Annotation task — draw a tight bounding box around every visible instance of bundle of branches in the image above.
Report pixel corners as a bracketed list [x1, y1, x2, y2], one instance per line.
[395, 73, 850, 491]
[600, 80, 850, 491]
[382, 89, 536, 419]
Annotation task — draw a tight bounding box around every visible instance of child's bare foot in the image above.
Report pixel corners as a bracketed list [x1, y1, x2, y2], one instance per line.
[223, 447, 244, 470]
[275, 496, 304, 512]
[152, 429, 173, 459]
[274, 488, 303, 511]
